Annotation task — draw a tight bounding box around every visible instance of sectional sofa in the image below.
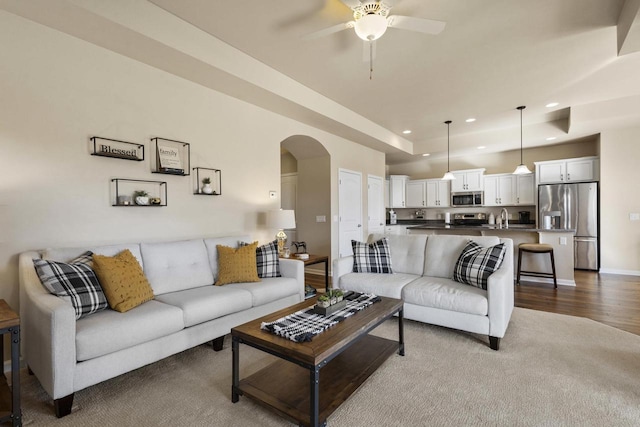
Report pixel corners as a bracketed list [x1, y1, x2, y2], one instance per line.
[333, 233, 514, 350]
[18, 235, 304, 417]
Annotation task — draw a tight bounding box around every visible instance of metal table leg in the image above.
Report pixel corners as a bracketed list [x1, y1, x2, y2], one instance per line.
[231, 336, 240, 403]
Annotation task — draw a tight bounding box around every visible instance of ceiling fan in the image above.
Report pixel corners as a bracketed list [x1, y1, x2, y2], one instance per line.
[305, 1, 446, 78]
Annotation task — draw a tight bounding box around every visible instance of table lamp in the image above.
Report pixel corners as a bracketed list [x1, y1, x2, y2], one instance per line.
[268, 209, 296, 256]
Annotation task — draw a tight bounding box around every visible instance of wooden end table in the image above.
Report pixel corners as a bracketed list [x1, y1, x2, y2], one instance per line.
[285, 254, 329, 293]
[0, 300, 21, 426]
[231, 296, 404, 427]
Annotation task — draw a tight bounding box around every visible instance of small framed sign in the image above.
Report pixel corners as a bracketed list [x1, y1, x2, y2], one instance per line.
[90, 136, 144, 161]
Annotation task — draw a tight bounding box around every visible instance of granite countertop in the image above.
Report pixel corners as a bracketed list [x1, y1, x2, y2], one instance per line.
[387, 220, 575, 233]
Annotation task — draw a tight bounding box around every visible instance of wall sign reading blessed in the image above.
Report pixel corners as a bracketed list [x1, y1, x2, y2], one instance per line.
[90, 136, 144, 161]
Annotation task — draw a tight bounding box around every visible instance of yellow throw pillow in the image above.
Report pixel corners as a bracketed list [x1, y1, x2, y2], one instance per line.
[92, 249, 154, 312]
[216, 242, 260, 286]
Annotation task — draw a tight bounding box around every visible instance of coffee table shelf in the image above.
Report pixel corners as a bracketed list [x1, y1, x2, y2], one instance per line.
[238, 334, 397, 426]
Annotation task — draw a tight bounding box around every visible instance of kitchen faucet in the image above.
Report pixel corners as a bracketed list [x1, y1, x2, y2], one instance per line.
[500, 207, 509, 229]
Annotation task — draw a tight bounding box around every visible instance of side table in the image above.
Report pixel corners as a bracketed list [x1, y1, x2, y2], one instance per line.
[0, 300, 20, 426]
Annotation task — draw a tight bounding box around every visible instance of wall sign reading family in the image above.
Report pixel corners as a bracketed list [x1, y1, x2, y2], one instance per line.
[151, 137, 190, 176]
[90, 136, 144, 161]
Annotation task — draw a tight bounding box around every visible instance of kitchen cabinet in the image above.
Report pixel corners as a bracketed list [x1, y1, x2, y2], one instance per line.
[484, 174, 515, 206]
[536, 157, 599, 184]
[388, 175, 409, 208]
[406, 180, 427, 207]
[384, 179, 390, 208]
[451, 168, 485, 192]
[515, 174, 535, 205]
[426, 179, 450, 207]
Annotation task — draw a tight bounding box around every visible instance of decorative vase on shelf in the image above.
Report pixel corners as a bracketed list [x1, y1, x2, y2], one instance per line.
[202, 184, 214, 194]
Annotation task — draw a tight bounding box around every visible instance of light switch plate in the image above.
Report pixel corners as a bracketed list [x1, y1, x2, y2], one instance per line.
[316, 215, 326, 223]
[559, 237, 567, 245]
[630, 213, 640, 221]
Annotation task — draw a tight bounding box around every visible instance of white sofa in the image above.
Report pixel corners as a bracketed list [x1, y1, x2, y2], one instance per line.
[18, 235, 304, 417]
[333, 234, 514, 350]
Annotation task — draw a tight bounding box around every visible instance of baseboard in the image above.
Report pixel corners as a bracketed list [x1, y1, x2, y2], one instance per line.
[599, 268, 640, 276]
[516, 276, 576, 287]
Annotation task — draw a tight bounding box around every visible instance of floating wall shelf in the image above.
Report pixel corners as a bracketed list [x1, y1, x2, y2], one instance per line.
[111, 178, 167, 207]
[90, 136, 144, 161]
[192, 167, 222, 196]
[151, 137, 190, 176]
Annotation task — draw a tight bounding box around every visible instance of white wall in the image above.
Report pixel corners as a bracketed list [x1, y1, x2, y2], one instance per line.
[0, 12, 385, 312]
[600, 127, 640, 274]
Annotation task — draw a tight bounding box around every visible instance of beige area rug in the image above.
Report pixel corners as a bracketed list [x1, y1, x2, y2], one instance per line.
[19, 308, 640, 426]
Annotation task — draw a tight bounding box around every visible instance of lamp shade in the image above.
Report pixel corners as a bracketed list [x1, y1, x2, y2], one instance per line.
[513, 164, 532, 175]
[268, 209, 296, 230]
[354, 14, 388, 41]
[442, 171, 456, 180]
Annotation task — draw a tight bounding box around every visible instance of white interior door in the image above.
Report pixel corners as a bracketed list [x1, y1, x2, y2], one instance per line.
[367, 175, 385, 236]
[339, 169, 363, 258]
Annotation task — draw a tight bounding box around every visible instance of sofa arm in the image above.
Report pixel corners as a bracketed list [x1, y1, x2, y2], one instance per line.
[486, 238, 515, 338]
[331, 256, 354, 290]
[19, 252, 77, 399]
[279, 258, 305, 300]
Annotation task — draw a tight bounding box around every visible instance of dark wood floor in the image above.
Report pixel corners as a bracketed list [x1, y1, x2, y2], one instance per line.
[306, 270, 640, 336]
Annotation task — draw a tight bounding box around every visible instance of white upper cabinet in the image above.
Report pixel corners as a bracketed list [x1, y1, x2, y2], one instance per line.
[536, 157, 599, 184]
[515, 174, 535, 205]
[426, 179, 450, 207]
[451, 168, 485, 192]
[388, 175, 409, 208]
[406, 180, 427, 208]
[483, 174, 515, 206]
[384, 179, 390, 208]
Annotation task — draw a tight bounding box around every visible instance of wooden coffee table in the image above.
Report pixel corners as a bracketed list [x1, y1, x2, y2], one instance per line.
[231, 296, 404, 427]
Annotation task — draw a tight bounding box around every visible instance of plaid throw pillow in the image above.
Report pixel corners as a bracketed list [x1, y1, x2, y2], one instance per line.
[351, 238, 393, 274]
[239, 240, 281, 278]
[33, 251, 108, 319]
[453, 241, 507, 290]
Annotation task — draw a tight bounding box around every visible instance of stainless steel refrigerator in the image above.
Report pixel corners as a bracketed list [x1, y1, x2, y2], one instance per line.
[538, 182, 599, 270]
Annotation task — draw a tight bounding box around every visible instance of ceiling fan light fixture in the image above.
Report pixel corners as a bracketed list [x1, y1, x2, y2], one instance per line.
[354, 14, 388, 41]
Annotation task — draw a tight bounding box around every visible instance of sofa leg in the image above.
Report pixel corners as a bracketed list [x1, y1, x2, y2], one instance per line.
[489, 336, 500, 351]
[55, 394, 74, 418]
[212, 336, 225, 351]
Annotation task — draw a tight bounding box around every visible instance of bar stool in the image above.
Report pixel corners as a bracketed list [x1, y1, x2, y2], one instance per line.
[517, 243, 557, 288]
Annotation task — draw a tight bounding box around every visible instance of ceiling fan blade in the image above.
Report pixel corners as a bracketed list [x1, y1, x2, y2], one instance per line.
[387, 15, 446, 35]
[338, 0, 363, 10]
[362, 40, 377, 62]
[303, 21, 355, 40]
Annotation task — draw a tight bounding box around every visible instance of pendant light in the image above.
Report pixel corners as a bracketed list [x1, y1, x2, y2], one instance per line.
[442, 120, 456, 180]
[513, 106, 532, 175]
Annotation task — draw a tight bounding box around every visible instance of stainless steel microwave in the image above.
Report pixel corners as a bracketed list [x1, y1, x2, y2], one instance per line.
[451, 191, 484, 207]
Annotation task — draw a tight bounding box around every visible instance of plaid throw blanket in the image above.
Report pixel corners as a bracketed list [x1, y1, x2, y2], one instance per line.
[261, 293, 381, 343]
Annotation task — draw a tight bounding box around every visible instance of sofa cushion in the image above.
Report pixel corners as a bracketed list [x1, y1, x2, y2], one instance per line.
[216, 242, 260, 286]
[351, 238, 393, 273]
[44, 244, 143, 269]
[203, 235, 252, 281]
[423, 235, 501, 279]
[75, 300, 184, 361]
[155, 285, 253, 327]
[369, 233, 427, 276]
[92, 250, 155, 313]
[337, 272, 419, 299]
[226, 277, 300, 306]
[141, 239, 214, 295]
[453, 241, 507, 290]
[33, 253, 108, 319]
[240, 240, 281, 278]
[402, 277, 488, 316]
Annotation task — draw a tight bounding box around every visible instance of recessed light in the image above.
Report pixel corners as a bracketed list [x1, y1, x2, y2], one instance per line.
[422, 153, 430, 157]
[402, 130, 412, 134]
[545, 102, 559, 108]
[465, 118, 476, 123]
[546, 137, 557, 141]
[477, 146, 486, 149]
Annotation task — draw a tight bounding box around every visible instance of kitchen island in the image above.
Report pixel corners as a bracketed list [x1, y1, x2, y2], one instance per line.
[404, 223, 576, 286]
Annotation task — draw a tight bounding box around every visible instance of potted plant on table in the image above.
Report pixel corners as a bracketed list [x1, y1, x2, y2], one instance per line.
[317, 294, 330, 308]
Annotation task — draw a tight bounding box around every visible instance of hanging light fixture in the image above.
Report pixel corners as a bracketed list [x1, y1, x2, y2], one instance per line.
[442, 120, 456, 180]
[513, 106, 532, 175]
